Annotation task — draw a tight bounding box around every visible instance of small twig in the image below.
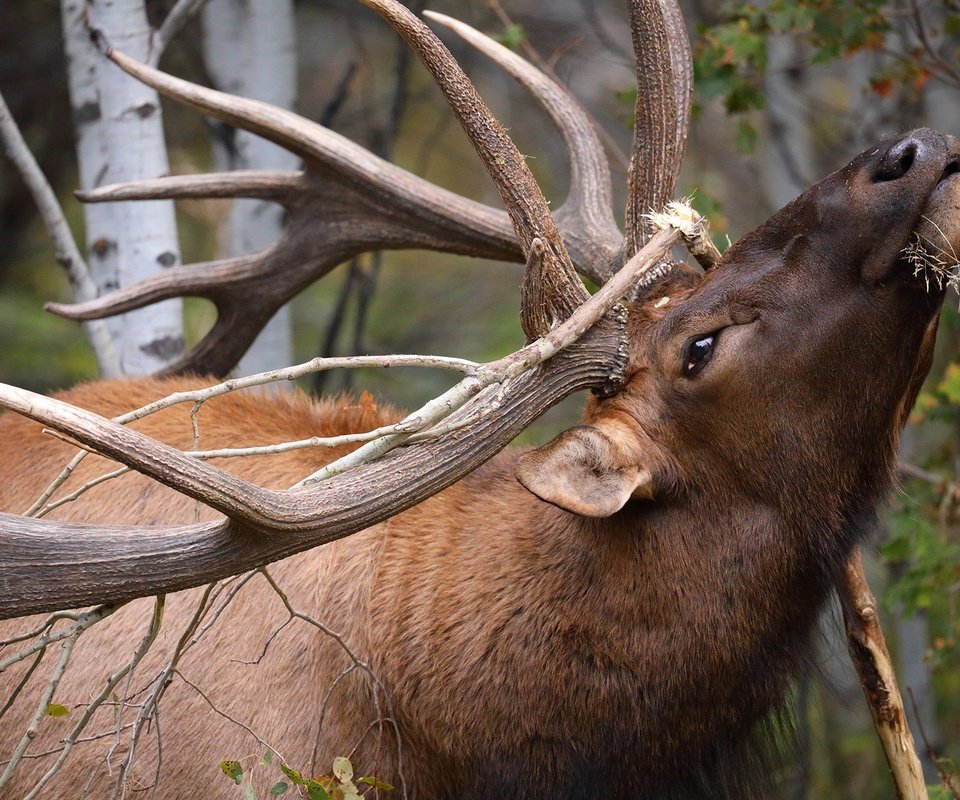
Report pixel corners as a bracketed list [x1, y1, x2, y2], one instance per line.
[0, 90, 120, 376]
[259, 568, 407, 797]
[1, 604, 122, 674]
[25, 353, 479, 516]
[300, 224, 682, 486]
[0, 623, 83, 791]
[173, 671, 286, 761]
[906, 687, 960, 798]
[0, 650, 46, 723]
[907, 0, 960, 89]
[111, 586, 213, 798]
[149, 0, 212, 67]
[22, 597, 165, 800]
[0, 612, 80, 648]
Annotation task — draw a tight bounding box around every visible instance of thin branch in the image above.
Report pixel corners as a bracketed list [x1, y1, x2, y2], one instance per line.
[907, 0, 960, 88]
[174, 671, 286, 762]
[22, 598, 165, 800]
[0, 650, 46, 723]
[0, 90, 120, 377]
[149, 0, 213, 67]
[0, 604, 123, 674]
[109, 586, 213, 799]
[906, 687, 960, 799]
[24, 352, 479, 517]
[0, 623, 82, 791]
[258, 568, 406, 796]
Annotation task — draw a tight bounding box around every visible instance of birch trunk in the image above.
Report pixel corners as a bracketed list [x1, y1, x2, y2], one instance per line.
[202, 0, 298, 375]
[61, 0, 184, 376]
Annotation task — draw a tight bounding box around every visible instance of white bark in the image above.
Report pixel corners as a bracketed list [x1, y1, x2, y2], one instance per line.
[61, 0, 184, 376]
[202, 0, 298, 375]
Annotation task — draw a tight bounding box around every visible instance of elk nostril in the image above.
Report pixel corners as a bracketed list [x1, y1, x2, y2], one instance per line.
[873, 140, 917, 182]
[938, 160, 960, 186]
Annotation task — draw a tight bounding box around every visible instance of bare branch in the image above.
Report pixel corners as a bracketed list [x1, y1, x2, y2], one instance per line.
[0, 90, 120, 377]
[21, 598, 164, 800]
[839, 548, 927, 800]
[0, 604, 124, 792]
[149, 0, 212, 67]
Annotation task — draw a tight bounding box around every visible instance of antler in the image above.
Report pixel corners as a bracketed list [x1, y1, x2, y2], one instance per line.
[624, 0, 693, 258]
[0, 0, 696, 612]
[50, 0, 690, 375]
[0, 221, 692, 618]
[51, 13, 605, 372]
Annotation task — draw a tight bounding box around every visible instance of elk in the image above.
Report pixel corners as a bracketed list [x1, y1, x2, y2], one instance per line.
[0, 0, 957, 798]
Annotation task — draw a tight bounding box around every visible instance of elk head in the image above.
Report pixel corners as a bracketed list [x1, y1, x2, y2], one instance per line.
[520, 128, 959, 527]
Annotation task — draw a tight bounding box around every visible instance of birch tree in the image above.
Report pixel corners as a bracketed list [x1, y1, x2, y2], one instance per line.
[202, 0, 298, 375]
[61, 0, 184, 375]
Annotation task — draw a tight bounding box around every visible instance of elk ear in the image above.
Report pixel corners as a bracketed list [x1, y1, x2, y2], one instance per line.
[516, 425, 654, 517]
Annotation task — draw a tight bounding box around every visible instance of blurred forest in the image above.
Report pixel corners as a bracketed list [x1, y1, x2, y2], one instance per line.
[0, 0, 958, 797]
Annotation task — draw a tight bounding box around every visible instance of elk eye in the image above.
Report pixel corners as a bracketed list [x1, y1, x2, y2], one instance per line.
[684, 333, 716, 377]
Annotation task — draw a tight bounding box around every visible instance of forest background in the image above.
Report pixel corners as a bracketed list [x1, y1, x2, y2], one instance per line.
[0, 0, 958, 797]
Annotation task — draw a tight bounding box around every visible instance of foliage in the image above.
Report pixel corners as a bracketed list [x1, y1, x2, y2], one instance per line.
[693, 0, 955, 151]
[219, 753, 392, 800]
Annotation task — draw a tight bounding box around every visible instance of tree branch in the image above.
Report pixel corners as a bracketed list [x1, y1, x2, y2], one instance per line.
[839, 548, 927, 800]
[0, 90, 120, 377]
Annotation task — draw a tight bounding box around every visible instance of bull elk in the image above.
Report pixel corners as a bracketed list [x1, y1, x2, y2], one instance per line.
[0, 0, 958, 798]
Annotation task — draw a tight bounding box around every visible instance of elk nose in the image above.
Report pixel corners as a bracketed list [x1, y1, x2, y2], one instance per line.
[872, 136, 920, 182]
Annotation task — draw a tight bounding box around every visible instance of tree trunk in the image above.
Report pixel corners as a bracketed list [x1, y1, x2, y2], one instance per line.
[61, 0, 183, 375]
[202, 0, 298, 375]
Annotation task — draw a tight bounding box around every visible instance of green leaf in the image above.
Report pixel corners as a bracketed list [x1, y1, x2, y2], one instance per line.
[261, 750, 275, 766]
[269, 782, 289, 796]
[44, 703, 70, 718]
[279, 763, 305, 786]
[937, 362, 960, 404]
[305, 780, 331, 800]
[929, 784, 956, 800]
[358, 776, 395, 791]
[734, 119, 759, 153]
[495, 23, 526, 50]
[220, 760, 244, 785]
[244, 783, 257, 800]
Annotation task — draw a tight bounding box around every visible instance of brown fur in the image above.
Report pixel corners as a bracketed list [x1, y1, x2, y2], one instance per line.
[1, 129, 958, 799]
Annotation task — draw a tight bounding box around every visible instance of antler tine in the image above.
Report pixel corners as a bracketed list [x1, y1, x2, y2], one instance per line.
[76, 171, 307, 203]
[358, 0, 589, 337]
[46, 252, 266, 318]
[623, 0, 693, 260]
[57, 173, 522, 377]
[423, 10, 621, 284]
